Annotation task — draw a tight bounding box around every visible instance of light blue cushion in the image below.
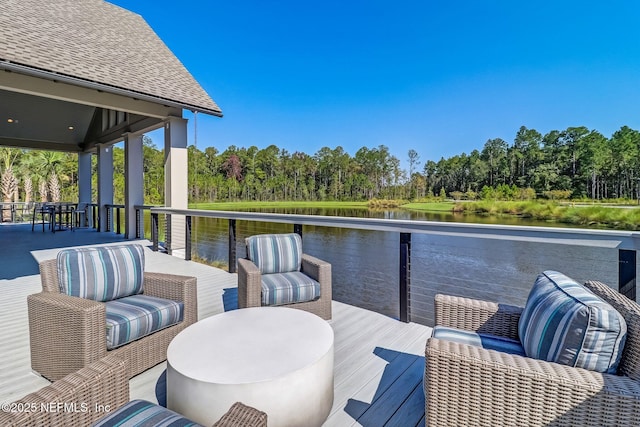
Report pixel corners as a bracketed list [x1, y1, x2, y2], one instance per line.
[57, 244, 145, 302]
[105, 295, 183, 350]
[432, 326, 526, 356]
[91, 399, 202, 426]
[246, 233, 302, 274]
[518, 270, 627, 374]
[261, 271, 320, 306]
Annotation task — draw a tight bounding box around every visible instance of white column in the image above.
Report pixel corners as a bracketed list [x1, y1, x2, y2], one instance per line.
[164, 117, 188, 255]
[78, 152, 92, 227]
[124, 133, 144, 239]
[97, 144, 114, 232]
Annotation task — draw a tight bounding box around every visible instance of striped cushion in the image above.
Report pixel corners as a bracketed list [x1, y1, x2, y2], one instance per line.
[518, 270, 627, 373]
[57, 244, 145, 302]
[105, 295, 183, 350]
[246, 233, 302, 274]
[432, 326, 526, 356]
[261, 271, 321, 306]
[91, 399, 202, 426]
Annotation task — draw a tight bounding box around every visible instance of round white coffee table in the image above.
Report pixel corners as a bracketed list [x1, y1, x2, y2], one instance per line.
[167, 307, 334, 426]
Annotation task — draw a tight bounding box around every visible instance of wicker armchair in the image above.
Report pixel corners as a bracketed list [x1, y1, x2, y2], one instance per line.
[425, 280, 640, 426]
[0, 355, 128, 427]
[28, 257, 197, 381]
[237, 233, 332, 320]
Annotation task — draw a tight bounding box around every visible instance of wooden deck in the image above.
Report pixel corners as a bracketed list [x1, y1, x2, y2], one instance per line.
[0, 223, 431, 426]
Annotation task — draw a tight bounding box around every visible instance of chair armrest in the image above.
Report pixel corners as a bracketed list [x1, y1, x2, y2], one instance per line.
[0, 355, 129, 427]
[302, 253, 332, 301]
[39, 259, 61, 293]
[237, 258, 263, 308]
[425, 337, 640, 426]
[435, 294, 522, 339]
[143, 272, 198, 325]
[301, 254, 330, 282]
[28, 293, 107, 381]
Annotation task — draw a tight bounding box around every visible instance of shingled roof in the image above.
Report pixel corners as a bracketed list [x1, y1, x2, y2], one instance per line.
[0, 0, 222, 116]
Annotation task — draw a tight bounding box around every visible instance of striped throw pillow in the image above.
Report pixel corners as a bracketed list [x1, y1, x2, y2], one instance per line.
[518, 270, 627, 374]
[57, 244, 145, 302]
[246, 233, 302, 274]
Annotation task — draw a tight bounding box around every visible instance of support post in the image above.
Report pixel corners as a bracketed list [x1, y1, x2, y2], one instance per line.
[399, 232, 411, 323]
[294, 223, 302, 238]
[151, 213, 158, 251]
[164, 117, 188, 254]
[229, 219, 237, 273]
[78, 152, 92, 227]
[116, 208, 121, 235]
[619, 249, 637, 301]
[97, 144, 114, 233]
[124, 133, 144, 239]
[185, 215, 192, 261]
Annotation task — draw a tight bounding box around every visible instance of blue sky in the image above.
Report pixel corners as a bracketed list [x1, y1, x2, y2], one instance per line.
[110, 1, 640, 169]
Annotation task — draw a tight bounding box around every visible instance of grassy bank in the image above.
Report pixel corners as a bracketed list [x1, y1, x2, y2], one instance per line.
[453, 200, 640, 230]
[400, 202, 456, 212]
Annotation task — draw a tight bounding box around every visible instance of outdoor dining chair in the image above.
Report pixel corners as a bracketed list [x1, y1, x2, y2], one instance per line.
[31, 202, 53, 232]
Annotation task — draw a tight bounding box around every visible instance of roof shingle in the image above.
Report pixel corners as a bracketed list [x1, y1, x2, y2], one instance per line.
[0, 0, 222, 116]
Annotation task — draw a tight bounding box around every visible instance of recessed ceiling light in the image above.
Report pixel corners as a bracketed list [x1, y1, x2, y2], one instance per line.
[68, 126, 74, 130]
[7, 118, 14, 123]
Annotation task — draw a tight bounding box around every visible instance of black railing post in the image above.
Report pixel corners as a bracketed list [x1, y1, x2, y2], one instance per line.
[185, 215, 192, 261]
[166, 214, 172, 255]
[105, 206, 111, 232]
[229, 219, 237, 273]
[151, 213, 158, 252]
[619, 249, 636, 301]
[294, 223, 302, 238]
[399, 232, 411, 323]
[116, 208, 121, 235]
[135, 208, 141, 239]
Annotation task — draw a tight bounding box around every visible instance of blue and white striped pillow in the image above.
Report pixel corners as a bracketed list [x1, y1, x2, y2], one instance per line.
[518, 271, 627, 374]
[246, 233, 302, 274]
[57, 244, 145, 302]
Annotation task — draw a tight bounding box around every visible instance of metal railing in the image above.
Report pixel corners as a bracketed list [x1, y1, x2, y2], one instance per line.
[149, 207, 640, 324]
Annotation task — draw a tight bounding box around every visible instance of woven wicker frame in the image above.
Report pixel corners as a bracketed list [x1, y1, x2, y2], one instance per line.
[425, 280, 640, 426]
[28, 258, 197, 381]
[213, 402, 268, 427]
[237, 253, 332, 320]
[0, 355, 128, 427]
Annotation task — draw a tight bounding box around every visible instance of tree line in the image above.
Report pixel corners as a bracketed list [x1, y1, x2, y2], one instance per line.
[2, 125, 640, 205]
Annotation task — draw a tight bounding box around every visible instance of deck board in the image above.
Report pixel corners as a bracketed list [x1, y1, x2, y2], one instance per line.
[0, 225, 431, 426]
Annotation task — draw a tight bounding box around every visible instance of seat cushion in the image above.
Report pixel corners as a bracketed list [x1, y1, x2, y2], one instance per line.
[432, 325, 526, 356]
[518, 270, 627, 373]
[92, 399, 203, 426]
[261, 271, 320, 306]
[246, 233, 302, 274]
[105, 295, 183, 350]
[57, 244, 145, 302]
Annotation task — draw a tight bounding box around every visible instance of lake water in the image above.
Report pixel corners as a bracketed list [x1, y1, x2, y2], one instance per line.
[175, 207, 621, 326]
